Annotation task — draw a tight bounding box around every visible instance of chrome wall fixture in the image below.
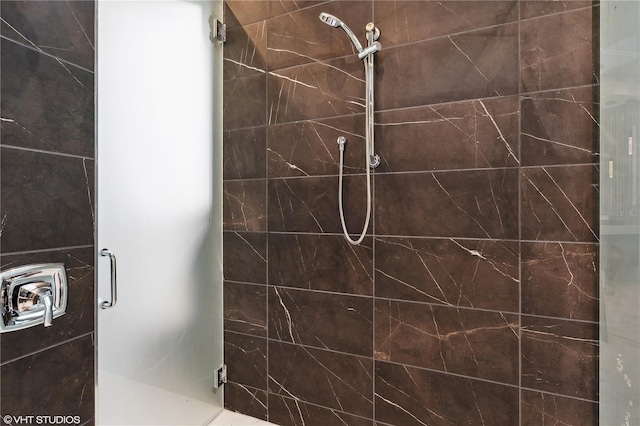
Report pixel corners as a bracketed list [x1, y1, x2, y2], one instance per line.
[0, 264, 68, 333]
[319, 13, 381, 245]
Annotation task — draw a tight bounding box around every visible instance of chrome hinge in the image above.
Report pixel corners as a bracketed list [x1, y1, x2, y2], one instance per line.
[209, 16, 226, 43]
[214, 364, 227, 389]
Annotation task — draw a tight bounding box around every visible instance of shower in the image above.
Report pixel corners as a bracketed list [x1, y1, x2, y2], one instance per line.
[319, 12, 381, 245]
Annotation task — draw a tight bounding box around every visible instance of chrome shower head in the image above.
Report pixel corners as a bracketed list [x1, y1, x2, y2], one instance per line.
[319, 12, 340, 28]
[318, 12, 363, 53]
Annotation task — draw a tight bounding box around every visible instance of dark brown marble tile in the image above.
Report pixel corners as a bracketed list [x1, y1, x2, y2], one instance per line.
[268, 115, 366, 178]
[224, 281, 267, 336]
[0, 247, 94, 363]
[521, 315, 598, 400]
[270, 394, 374, 426]
[375, 361, 519, 425]
[225, 1, 324, 29]
[269, 287, 373, 356]
[521, 87, 599, 166]
[521, 8, 597, 93]
[0, 334, 94, 422]
[219, 1, 603, 423]
[375, 300, 519, 384]
[267, 1, 373, 71]
[225, 331, 267, 390]
[375, 237, 519, 311]
[376, 169, 519, 239]
[223, 232, 266, 284]
[521, 165, 599, 242]
[374, 1, 518, 48]
[522, 242, 599, 321]
[224, 21, 267, 81]
[376, 96, 519, 173]
[269, 341, 373, 418]
[377, 23, 518, 111]
[224, 74, 266, 130]
[268, 233, 373, 295]
[223, 180, 267, 231]
[1, 1, 94, 70]
[224, 127, 266, 180]
[267, 56, 365, 124]
[225, 1, 271, 29]
[521, 389, 598, 426]
[521, 1, 594, 20]
[268, 175, 369, 234]
[1, 39, 94, 157]
[0, 149, 94, 252]
[224, 382, 268, 421]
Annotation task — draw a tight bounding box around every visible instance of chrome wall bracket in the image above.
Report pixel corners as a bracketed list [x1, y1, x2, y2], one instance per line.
[0, 264, 68, 333]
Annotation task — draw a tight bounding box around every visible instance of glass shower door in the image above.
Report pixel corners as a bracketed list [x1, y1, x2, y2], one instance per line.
[96, 1, 224, 424]
[600, 1, 640, 424]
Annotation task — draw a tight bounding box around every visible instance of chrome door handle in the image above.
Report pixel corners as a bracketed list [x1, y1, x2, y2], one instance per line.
[100, 248, 117, 309]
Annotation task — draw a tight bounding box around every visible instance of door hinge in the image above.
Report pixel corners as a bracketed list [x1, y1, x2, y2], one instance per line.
[209, 16, 226, 43]
[214, 364, 227, 389]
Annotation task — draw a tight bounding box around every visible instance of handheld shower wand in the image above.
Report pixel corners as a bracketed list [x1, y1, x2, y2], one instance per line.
[319, 13, 381, 59]
[319, 12, 364, 52]
[319, 13, 381, 246]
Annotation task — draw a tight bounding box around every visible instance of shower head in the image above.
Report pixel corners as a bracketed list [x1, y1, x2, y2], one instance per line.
[318, 12, 363, 53]
[319, 12, 340, 28]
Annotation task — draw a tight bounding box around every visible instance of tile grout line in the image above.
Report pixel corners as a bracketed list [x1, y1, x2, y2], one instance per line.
[223, 228, 600, 246]
[222, 162, 599, 184]
[224, 283, 600, 324]
[224, 80, 598, 134]
[0, 35, 94, 73]
[263, 7, 271, 420]
[0, 331, 94, 366]
[0, 144, 94, 161]
[1, 244, 94, 257]
[517, 0, 523, 423]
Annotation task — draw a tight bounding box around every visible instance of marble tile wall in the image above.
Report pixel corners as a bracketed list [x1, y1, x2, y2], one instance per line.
[0, 1, 95, 424]
[222, 1, 599, 424]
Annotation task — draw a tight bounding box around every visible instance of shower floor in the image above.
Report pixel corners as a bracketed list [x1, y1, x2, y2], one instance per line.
[98, 370, 276, 425]
[209, 410, 277, 425]
[99, 370, 225, 424]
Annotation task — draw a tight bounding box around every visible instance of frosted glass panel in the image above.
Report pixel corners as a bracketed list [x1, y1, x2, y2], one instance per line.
[600, 1, 640, 424]
[96, 1, 223, 424]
